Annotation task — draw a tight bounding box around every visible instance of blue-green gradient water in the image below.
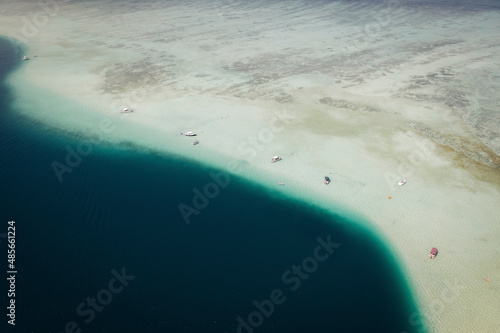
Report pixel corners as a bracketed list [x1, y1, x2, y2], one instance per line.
[0, 37, 425, 333]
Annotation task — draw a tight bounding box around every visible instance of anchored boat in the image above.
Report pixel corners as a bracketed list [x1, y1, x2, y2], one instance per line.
[429, 247, 438, 259]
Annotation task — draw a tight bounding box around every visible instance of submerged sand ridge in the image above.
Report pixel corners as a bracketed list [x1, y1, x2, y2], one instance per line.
[1, 0, 500, 332]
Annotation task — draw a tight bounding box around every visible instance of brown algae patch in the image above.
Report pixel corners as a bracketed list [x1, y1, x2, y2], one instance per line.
[318, 97, 382, 113]
[102, 59, 171, 94]
[407, 121, 500, 169]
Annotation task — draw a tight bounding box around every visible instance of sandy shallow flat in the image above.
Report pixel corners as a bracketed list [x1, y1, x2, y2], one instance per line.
[1, 0, 500, 331]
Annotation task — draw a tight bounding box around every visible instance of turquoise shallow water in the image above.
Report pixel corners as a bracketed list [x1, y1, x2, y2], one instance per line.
[0, 37, 425, 333]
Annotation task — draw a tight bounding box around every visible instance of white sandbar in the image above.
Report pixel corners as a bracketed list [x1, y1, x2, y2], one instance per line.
[1, 0, 499, 331]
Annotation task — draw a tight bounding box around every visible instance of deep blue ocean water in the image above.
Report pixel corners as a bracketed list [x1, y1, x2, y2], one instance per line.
[0, 37, 425, 333]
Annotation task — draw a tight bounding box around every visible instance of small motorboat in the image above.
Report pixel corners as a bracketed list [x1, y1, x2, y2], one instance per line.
[271, 156, 282, 163]
[398, 179, 406, 186]
[324, 176, 331, 185]
[278, 182, 284, 185]
[121, 108, 133, 113]
[184, 132, 197, 136]
[429, 247, 438, 259]
[192, 140, 199, 145]
[22, 56, 29, 61]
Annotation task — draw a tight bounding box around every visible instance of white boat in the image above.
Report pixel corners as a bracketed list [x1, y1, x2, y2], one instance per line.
[398, 179, 406, 186]
[271, 156, 282, 163]
[121, 108, 133, 113]
[192, 140, 199, 145]
[22, 56, 29, 61]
